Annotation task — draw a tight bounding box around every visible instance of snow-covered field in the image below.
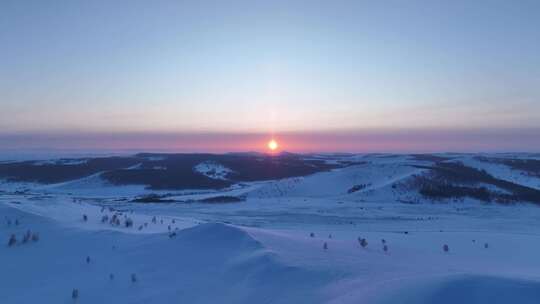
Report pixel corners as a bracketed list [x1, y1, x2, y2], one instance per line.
[1, 153, 540, 303]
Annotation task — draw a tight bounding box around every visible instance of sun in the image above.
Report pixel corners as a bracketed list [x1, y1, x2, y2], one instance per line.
[267, 139, 279, 151]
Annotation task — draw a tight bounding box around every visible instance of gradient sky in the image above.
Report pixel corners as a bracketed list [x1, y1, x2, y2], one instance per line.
[1, 0, 539, 153]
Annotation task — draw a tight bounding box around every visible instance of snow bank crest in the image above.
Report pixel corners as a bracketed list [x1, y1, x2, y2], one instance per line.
[178, 222, 262, 250]
[194, 161, 234, 180]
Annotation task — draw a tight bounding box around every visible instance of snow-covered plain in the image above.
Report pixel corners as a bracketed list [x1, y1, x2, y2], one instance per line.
[1, 153, 540, 303]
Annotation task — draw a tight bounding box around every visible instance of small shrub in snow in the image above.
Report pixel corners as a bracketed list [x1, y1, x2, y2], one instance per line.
[383, 245, 388, 253]
[168, 232, 177, 238]
[110, 214, 118, 225]
[22, 230, 32, 243]
[328, 234, 332, 239]
[151, 216, 157, 224]
[86, 256, 91, 264]
[172, 219, 176, 224]
[310, 232, 315, 238]
[359, 238, 368, 248]
[83, 214, 88, 222]
[484, 243, 489, 249]
[31, 232, 39, 242]
[8, 234, 17, 247]
[381, 239, 386, 244]
[109, 273, 114, 280]
[15, 219, 19, 226]
[443, 244, 449, 253]
[323, 242, 328, 250]
[138, 225, 143, 231]
[160, 219, 163, 224]
[125, 218, 133, 228]
[72, 289, 79, 300]
[131, 273, 138, 283]
[144, 222, 148, 227]
[168, 225, 171, 231]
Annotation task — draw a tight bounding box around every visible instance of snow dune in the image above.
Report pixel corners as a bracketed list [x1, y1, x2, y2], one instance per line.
[0, 204, 330, 304]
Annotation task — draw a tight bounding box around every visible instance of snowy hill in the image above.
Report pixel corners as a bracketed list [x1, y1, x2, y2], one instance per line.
[2, 153, 540, 303]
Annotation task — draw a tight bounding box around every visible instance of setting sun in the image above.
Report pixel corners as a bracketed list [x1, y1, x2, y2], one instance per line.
[267, 139, 279, 151]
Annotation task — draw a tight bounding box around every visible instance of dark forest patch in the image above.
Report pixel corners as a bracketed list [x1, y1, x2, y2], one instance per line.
[409, 162, 540, 204]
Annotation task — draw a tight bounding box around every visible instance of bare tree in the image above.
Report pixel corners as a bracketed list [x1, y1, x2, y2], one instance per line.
[360, 238, 368, 248]
[72, 289, 79, 300]
[8, 234, 17, 247]
[22, 230, 31, 243]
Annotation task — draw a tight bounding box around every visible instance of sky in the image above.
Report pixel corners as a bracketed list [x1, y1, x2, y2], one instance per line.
[1, 0, 539, 153]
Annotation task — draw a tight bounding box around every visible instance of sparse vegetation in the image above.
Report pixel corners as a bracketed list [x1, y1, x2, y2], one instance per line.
[22, 230, 31, 243]
[8, 234, 17, 247]
[347, 184, 370, 194]
[198, 196, 245, 203]
[410, 162, 540, 204]
[358, 238, 368, 248]
[72, 289, 79, 300]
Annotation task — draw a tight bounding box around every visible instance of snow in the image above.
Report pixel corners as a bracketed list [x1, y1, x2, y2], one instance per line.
[459, 155, 540, 190]
[193, 161, 234, 180]
[2, 153, 540, 303]
[33, 158, 89, 166]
